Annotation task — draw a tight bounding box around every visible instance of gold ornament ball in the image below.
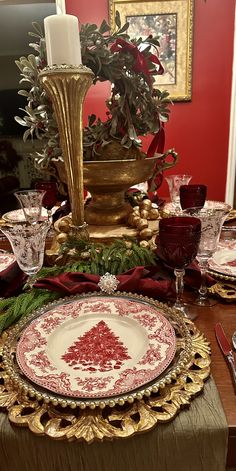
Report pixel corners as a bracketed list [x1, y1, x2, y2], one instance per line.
[133, 215, 141, 227]
[139, 240, 150, 248]
[140, 209, 149, 219]
[56, 232, 68, 244]
[148, 208, 159, 220]
[57, 219, 71, 233]
[127, 214, 138, 227]
[137, 218, 148, 230]
[139, 228, 153, 240]
[141, 199, 152, 210]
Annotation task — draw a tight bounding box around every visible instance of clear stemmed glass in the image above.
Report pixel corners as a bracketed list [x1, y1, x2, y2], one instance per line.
[0, 221, 50, 282]
[165, 174, 192, 211]
[180, 184, 207, 210]
[14, 190, 46, 224]
[183, 206, 230, 306]
[157, 216, 201, 319]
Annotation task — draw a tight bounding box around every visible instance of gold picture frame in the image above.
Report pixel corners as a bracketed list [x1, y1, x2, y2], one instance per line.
[109, 0, 194, 101]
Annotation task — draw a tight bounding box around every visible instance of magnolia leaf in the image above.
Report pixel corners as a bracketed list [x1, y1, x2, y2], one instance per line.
[18, 90, 29, 97]
[118, 22, 129, 34]
[160, 90, 170, 100]
[19, 77, 34, 85]
[15, 60, 24, 72]
[31, 21, 43, 36]
[159, 114, 169, 123]
[101, 139, 111, 147]
[20, 58, 33, 68]
[29, 43, 41, 52]
[134, 37, 143, 47]
[85, 23, 98, 33]
[37, 104, 47, 111]
[88, 114, 97, 126]
[123, 139, 133, 149]
[99, 19, 110, 34]
[115, 11, 121, 29]
[14, 116, 28, 126]
[146, 37, 160, 47]
[23, 128, 32, 141]
[28, 54, 37, 68]
[128, 125, 138, 140]
[120, 135, 128, 146]
[28, 32, 42, 38]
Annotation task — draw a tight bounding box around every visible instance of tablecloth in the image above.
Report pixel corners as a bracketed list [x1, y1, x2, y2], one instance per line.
[0, 376, 228, 471]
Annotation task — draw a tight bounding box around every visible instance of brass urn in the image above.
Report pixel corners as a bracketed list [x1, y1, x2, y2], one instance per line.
[55, 155, 162, 225]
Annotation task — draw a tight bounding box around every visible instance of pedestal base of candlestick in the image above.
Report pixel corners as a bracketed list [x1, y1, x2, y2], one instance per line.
[70, 223, 90, 242]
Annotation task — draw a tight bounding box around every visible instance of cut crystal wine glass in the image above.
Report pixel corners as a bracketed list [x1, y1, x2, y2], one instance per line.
[0, 221, 50, 277]
[158, 216, 201, 319]
[165, 175, 192, 211]
[183, 205, 230, 306]
[14, 190, 46, 224]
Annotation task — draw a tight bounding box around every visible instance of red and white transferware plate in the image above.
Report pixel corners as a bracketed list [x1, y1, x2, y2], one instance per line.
[2, 208, 49, 223]
[164, 200, 231, 214]
[0, 252, 16, 273]
[16, 296, 176, 399]
[208, 240, 236, 278]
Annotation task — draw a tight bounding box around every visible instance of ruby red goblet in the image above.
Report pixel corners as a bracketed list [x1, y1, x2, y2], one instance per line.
[180, 184, 207, 210]
[158, 216, 201, 319]
[35, 181, 58, 218]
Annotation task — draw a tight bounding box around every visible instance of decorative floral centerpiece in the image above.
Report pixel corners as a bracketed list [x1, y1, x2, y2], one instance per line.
[15, 13, 177, 184]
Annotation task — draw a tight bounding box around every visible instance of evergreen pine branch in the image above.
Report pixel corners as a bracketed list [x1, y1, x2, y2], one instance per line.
[0, 239, 157, 333]
[0, 289, 60, 334]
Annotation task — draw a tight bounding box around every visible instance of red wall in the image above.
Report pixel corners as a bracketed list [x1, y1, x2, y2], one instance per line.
[66, 0, 235, 200]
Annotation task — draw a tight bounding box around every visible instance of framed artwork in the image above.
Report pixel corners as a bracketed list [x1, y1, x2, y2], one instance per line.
[109, 0, 194, 101]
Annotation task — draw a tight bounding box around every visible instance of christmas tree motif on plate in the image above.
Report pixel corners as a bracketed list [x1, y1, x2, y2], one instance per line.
[227, 258, 236, 267]
[61, 320, 131, 372]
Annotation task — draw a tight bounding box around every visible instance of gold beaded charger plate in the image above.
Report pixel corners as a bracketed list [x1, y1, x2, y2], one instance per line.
[208, 240, 236, 281]
[2, 208, 49, 223]
[0, 252, 15, 273]
[0, 296, 211, 442]
[162, 200, 231, 217]
[225, 208, 236, 222]
[2, 292, 197, 411]
[16, 295, 177, 399]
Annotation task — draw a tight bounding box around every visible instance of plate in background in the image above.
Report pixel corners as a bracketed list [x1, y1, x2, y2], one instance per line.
[0, 252, 16, 273]
[208, 240, 236, 278]
[162, 200, 232, 216]
[2, 208, 49, 223]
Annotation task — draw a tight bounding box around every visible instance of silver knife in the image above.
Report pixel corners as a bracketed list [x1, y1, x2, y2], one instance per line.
[215, 322, 236, 393]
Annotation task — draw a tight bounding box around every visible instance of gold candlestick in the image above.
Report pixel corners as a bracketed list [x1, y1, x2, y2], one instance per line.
[39, 65, 94, 232]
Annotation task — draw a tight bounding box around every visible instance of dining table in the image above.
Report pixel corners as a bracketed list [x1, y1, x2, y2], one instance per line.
[0, 234, 236, 470]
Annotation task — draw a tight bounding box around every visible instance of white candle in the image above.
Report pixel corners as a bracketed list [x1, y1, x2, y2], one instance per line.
[56, 0, 66, 15]
[44, 14, 82, 66]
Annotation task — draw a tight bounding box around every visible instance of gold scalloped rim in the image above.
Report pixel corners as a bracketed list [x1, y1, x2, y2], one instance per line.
[0, 314, 211, 442]
[208, 269, 236, 283]
[2, 292, 192, 410]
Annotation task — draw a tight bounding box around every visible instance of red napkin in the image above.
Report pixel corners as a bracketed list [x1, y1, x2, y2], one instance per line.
[34, 266, 176, 301]
[0, 261, 27, 297]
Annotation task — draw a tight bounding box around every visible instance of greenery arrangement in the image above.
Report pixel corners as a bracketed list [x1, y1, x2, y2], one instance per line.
[58, 237, 156, 273]
[15, 13, 171, 177]
[0, 238, 156, 333]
